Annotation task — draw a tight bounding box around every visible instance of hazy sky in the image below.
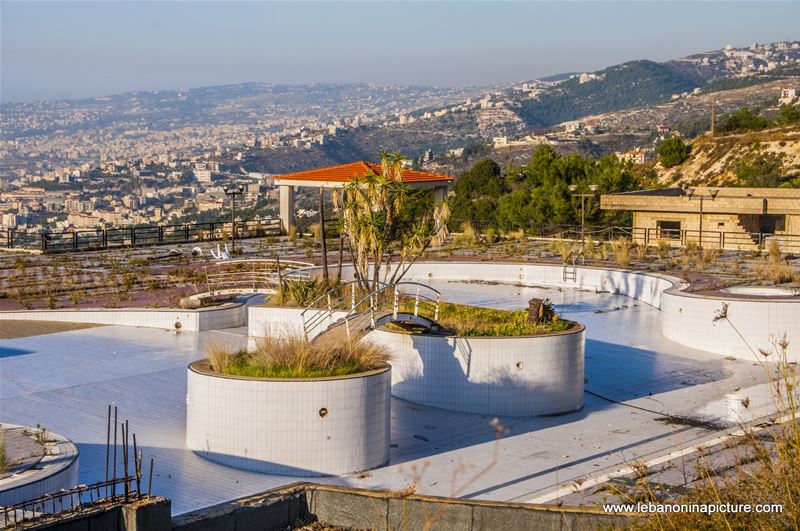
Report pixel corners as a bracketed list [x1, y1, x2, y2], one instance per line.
[2, 1, 798, 103]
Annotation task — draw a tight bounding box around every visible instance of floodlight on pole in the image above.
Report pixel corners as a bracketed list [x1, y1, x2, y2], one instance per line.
[223, 182, 245, 254]
[569, 184, 600, 244]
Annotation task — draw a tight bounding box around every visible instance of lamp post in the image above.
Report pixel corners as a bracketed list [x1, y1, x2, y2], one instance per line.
[685, 186, 719, 250]
[223, 182, 244, 254]
[569, 184, 599, 244]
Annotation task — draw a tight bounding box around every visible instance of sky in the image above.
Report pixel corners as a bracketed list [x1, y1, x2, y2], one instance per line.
[1, 1, 799, 103]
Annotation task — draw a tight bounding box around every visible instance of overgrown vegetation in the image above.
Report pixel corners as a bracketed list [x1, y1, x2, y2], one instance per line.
[435, 302, 572, 337]
[206, 334, 390, 379]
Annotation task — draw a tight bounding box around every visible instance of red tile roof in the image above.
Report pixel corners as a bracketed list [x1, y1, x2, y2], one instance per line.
[274, 161, 453, 184]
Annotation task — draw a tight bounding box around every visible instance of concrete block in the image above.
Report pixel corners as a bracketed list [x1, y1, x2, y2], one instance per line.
[233, 498, 293, 530]
[87, 508, 122, 531]
[307, 489, 388, 529]
[471, 505, 627, 531]
[387, 498, 473, 531]
[122, 498, 171, 531]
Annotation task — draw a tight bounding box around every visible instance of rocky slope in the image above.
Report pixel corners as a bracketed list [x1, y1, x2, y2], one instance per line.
[656, 124, 800, 186]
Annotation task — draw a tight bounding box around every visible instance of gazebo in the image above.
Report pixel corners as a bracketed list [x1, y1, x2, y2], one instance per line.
[273, 161, 453, 234]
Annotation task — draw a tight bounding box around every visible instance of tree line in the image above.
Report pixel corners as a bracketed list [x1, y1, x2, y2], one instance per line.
[449, 145, 638, 231]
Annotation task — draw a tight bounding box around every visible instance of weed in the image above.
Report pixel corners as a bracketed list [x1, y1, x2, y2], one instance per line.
[611, 238, 632, 268]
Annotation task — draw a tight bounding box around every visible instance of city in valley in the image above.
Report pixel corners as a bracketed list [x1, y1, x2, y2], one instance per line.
[0, 3, 799, 531]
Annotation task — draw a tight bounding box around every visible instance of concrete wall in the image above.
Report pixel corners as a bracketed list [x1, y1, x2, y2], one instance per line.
[371, 326, 585, 416]
[398, 261, 676, 309]
[172, 483, 631, 531]
[0, 303, 246, 332]
[186, 363, 391, 476]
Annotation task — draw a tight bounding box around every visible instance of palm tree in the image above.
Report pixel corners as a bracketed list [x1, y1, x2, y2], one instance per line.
[335, 152, 450, 291]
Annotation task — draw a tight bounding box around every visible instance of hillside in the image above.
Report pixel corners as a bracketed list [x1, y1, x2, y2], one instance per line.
[656, 124, 800, 186]
[515, 60, 705, 128]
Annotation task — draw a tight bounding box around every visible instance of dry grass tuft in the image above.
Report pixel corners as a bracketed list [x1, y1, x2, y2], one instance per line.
[454, 222, 477, 246]
[611, 238, 631, 268]
[206, 333, 390, 379]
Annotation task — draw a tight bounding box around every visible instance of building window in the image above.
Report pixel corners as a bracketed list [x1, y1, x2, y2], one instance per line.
[656, 220, 681, 240]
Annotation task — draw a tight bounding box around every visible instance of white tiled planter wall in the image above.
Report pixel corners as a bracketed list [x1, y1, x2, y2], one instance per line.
[186, 363, 391, 476]
[0, 303, 245, 332]
[370, 326, 585, 416]
[662, 291, 800, 362]
[247, 306, 347, 340]
[0, 428, 79, 506]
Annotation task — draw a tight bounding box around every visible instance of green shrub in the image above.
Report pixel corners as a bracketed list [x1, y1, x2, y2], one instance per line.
[658, 136, 689, 168]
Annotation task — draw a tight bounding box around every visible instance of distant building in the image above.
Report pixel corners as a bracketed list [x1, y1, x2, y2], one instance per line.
[601, 187, 800, 250]
[615, 151, 646, 164]
[779, 87, 797, 105]
[195, 169, 213, 183]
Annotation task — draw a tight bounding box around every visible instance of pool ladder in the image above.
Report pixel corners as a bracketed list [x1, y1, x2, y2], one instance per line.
[562, 251, 584, 282]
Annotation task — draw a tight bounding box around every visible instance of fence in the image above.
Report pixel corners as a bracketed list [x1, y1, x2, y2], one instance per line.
[0, 218, 281, 253]
[461, 222, 800, 252]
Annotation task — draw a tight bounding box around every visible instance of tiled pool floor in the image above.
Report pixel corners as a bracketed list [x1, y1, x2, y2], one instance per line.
[0, 282, 777, 514]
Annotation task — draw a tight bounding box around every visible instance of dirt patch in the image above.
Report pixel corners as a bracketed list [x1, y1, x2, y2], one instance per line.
[0, 320, 102, 340]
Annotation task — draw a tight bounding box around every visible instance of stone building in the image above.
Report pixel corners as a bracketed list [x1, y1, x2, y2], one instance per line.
[600, 187, 800, 250]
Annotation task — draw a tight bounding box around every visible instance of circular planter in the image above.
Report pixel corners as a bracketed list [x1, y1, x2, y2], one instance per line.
[369, 323, 585, 416]
[0, 425, 79, 506]
[186, 361, 391, 476]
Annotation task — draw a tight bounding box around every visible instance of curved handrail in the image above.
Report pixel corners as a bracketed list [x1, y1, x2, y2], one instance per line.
[204, 259, 315, 293]
[301, 280, 441, 341]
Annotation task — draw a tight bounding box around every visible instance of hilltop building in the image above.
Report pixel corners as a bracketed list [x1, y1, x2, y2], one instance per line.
[601, 187, 800, 250]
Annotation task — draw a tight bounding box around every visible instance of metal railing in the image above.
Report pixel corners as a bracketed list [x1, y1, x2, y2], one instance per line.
[0, 218, 281, 253]
[301, 280, 441, 341]
[453, 222, 800, 252]
[1, 405, 154, 528]
[1, 474, 148, 528]
[203, 258, 314, 294]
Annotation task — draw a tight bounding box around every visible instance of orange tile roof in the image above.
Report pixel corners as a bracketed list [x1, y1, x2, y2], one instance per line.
[274, 161, 453, 184]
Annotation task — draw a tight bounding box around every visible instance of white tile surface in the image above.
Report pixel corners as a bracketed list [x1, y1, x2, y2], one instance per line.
[0, 269, 786, 515]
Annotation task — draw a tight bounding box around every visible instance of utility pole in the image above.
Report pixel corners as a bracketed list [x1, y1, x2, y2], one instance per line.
[568, 184, 599, 245]
[710, 99, 716, 136]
